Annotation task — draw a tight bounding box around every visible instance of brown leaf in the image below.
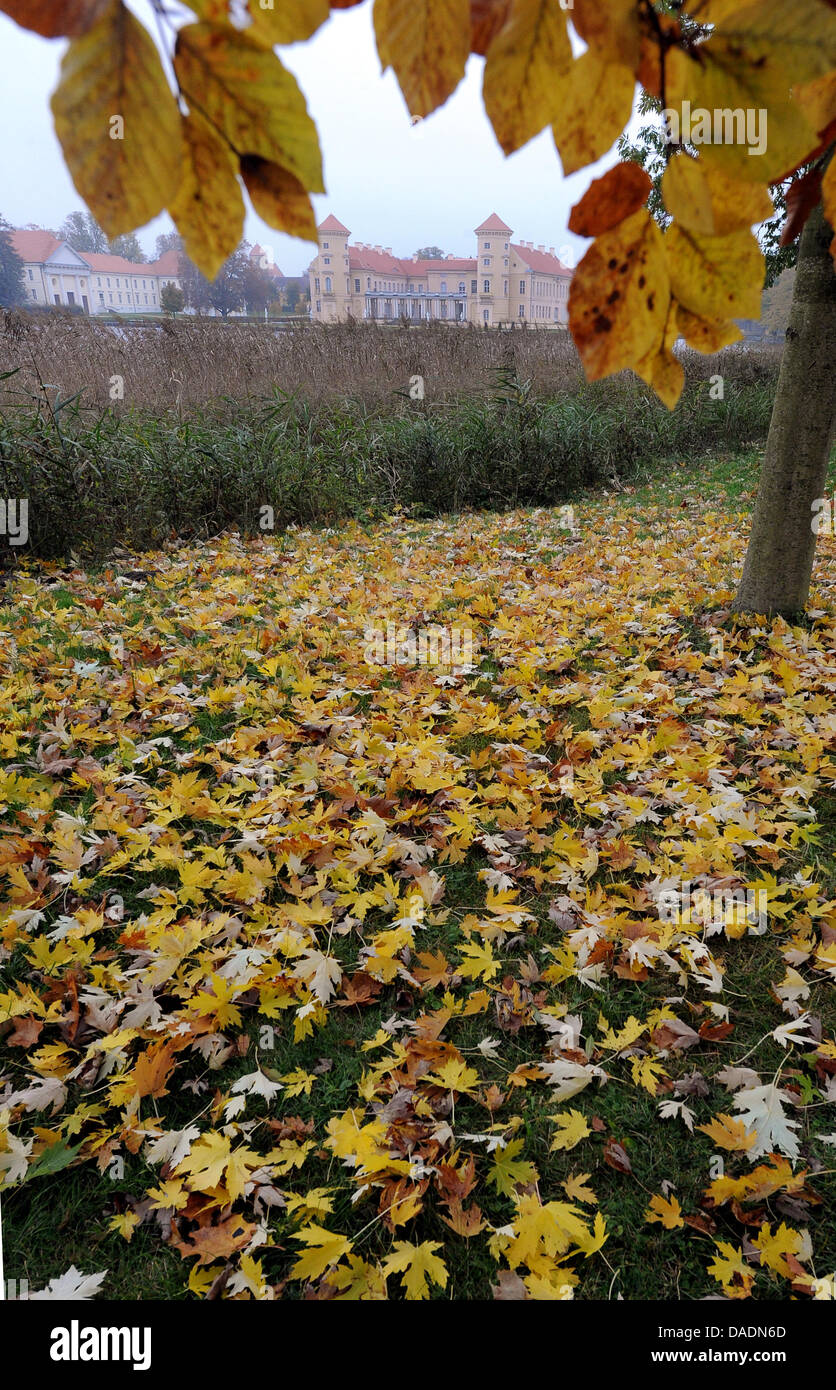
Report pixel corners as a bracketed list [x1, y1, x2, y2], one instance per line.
[439, 1199, 486, 1237]
[132, 1040, 178, 1099]
[492, 1270, 529, 1300]
[780, 166, 823, 247]
[603, 1137, 633, 1173]
[336, 970, 383, 1007]
[698, 1020, 734, 1041]
[482, 1083, 506, 1113]
[436, 1155, 478, 1203]
[240, 155, 317, 240]
[170, 1211, 256, 1267]
[5, 1015, 44, 1048]
[569, 162, 652, 238]
[684, 1210, 717, 1236]
[469, 0, 510, 56]
[651, 1019, 700, 1052]
[412, 949, 451, 988]
[0, 0, 111, 38]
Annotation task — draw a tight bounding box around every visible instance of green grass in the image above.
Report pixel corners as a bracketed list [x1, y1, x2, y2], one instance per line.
[0, 376, 778, 561]
[3, 445, 836, 1302]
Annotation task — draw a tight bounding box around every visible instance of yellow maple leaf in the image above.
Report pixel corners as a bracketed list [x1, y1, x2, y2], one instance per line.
[384, 1239, 448, 1300]
[645, 1193, 684, 1230]
[562, 1172, 597, 1206]
[425, 1058, 480, 1094]
[697, 1113, 756, 1153]
[549, 1109, 590, 1152]
[289, 1223, 352, 1282]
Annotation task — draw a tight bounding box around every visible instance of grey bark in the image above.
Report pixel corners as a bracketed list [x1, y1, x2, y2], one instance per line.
[733, 196, 836, 617]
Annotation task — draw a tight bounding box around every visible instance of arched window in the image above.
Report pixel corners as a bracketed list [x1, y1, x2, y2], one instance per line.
[325, 276, 332, 292]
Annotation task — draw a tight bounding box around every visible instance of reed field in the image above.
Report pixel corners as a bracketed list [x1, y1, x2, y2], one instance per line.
[0, 311, 781, 559]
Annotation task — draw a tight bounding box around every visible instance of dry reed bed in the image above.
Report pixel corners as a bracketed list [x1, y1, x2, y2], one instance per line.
[0, 311, 781, 414]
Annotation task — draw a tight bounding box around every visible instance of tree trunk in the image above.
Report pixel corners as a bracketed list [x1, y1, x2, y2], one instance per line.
[733, 197, 836, 617]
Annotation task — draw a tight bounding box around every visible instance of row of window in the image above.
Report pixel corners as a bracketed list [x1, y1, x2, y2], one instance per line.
[314, 276, 568, 304]
[27, 268, 162, 300]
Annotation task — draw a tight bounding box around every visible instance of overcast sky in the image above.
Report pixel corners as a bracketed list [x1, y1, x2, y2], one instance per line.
[0, 2, 637, 274]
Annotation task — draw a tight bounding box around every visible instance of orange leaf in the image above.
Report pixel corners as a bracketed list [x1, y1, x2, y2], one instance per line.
[569, 163, 652, 238]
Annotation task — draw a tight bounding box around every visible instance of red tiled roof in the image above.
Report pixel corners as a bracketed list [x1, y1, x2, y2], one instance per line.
[512, 243, 572, 275]
[81, 251, 155, 274]
[318, 214, 350, 233]
[10, 229, 62, 262]
[11, 229, 179, 278]
[146, 249, 181, 277]
[475, 213, 513, 233]
[347, 246, 476, 275]
[413, 258, 476, 273]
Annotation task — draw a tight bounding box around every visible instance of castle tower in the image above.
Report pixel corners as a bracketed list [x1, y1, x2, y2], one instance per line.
[311, 214, 351, 322]
[473, 214, 513, 326]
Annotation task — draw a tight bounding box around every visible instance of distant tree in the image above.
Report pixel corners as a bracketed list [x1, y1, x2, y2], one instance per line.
[57, 209, 108, 253]
[284, 279, 302, 313]
[243, 266, 276, 315]
[154, 230, 182, 259]
[109, 232, 145, 263]
[177, 247, 211, 312]
[160, 281, 184, 314]
[0, 215, 25, 307]
[208, 247, 249, 317]
[415, 246, 445, 260]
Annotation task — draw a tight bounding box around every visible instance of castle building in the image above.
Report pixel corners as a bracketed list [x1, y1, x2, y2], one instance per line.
[10, 229, 181, 313]
[308, 214, 572, 327]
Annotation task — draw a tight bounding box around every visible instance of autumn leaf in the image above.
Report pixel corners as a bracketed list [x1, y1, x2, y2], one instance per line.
[439, 1199, 486, 1237]
[664, 225, 764, 322]
[0, 0, 111, 37]
[549, 1108, 590, 1152]
[569, 208, 670, 386]
[707, 1240, 755, 1298]
[239, 156, 317, 241]
[569, 163, 652, 239]
[384, 1239, 448, 1299]
[645, 1193, 685, 1230]
[170, 110, 245, 281]
[482, 0, 572, 155]
[697, 1113, 756, 1153]
[174, 23, 324, 197]
[51, 1, 182, 238]
[662, 154, 773, 237]
[469, 0, 510, 55]
[753, 1222, 804, 1277]
[245, 0, 330, 47]
[562, 1172, 597, 1206]
[426, 1057, 481, 1093]
[666, 0, 835, 183]
[552, 55, 635, 177]
[488, 1138, 538, 1195]
[132, 1040, 178, 1100]
[289, 1223, 353, 1281]
[571, 0, 641, 71]
[171, 1211, 256, 1267]
[374, 0, 471, 119]
[602, 1138, 632, 1174]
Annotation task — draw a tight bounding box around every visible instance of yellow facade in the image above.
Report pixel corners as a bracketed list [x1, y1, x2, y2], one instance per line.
[309, 215, 572, 327]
